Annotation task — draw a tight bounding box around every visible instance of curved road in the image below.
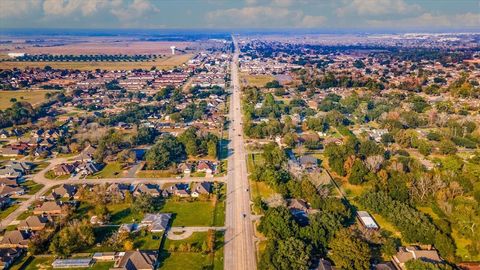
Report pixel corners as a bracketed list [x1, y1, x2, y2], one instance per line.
[224, 36, 257, 270]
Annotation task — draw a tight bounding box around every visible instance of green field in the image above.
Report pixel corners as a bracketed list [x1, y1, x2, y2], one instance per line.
[0, 202, 20, 219]
[22, 180, 45, 195]
[240, 73, 275, 87]
[87, 162, 124, 179]
[0, 90, 56, 110]
[161, 200, 217, 227]
[108, 203, 144, 224]
[159, 232, 224, 270]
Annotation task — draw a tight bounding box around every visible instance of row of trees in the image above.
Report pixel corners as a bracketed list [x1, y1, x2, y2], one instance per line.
[12, 54, 159, 62]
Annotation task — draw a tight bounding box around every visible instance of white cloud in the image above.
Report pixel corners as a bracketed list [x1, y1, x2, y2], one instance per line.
[42, 0, 107, 16]
[367, 12, 480, 28]
[272, 0, 294, 7]
[336, 0, 422, 17]
[0, 0, 41, 18]
[206, 5, 326, 28]
[110, 0, 160, 22]
[207, 6, 297, 27]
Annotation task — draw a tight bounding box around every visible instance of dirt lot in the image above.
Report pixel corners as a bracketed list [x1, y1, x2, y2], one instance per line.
[0, 54, 194, 71]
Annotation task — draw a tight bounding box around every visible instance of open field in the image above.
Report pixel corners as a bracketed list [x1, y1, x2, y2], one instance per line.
[240, 72, 275, 87]
[161, 200, 217, 227]
[87, 162, 125, 179]
[160, 232, 224, 270]
[0, 54, 193, 71]
[0, 39, 194, 55]
[0, 90, 55, 110]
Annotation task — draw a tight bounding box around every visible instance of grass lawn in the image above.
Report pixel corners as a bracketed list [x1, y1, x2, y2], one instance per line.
[14, 256, 53, 270]
[250, 180, 276, 199]
[16, 209, 32, 220]
[161, 200, 216, 227]
[247, 153, 264, 172]
[159, 253, 210, 270]
[213, 231, 224, 270]
[212, 200, 225, 227]
[0, 90, 56, 110]
[87, 162, 124, 179]
[240, 73, 275, 87]
[160, 232, 224, 270]
[0, 203, 20, 219]
[136, 170, 178, 178]
[22, 180, 45, 195]
[108, 203, 144, 224]
[190, 171, 206, 177]
[44, 170, 70, 180]
[133, 232, 163, 250]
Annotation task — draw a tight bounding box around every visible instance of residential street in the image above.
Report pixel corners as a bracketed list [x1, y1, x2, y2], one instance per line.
[224, 36, 257, 270]
[0, 156, 225, 230]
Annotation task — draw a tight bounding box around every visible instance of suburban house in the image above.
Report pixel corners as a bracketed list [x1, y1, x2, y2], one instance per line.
[0, 184, 25, 198]
[392, 246, 443, 270]
[53, 163, 76, 176]
[33, 201, 67, 216]
[133, 184, 161, 197]
[0, 197, 11, 208]
[196, 160, 214, 174]
[0, 147, 22, 157]
[0, 248, 23, 270]
[177, 163, 192, 174]
[107, 183, 131, 200]
[298, 155, 319, 170]
[118, 224, 135, 233]
[139, 213, 172, 233]
[73, 144, 96, 162]
[0, 231, 30, 248]
[4, 161, 33, 174]
[17, 215, 50, 231]
[288, 198, 309, 217]
[75, 161, 101, 176]
[51, 184, 77, 199]
[110, 250, 158, 270]
[162, 183, 190, 197]
[191, 182, 212, 197]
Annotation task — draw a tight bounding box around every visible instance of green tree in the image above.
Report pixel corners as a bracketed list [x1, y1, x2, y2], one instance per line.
[145, 134, 185, 169]
[329, 229, 371, 270]
[348, 160, 368, 185]
[259, 238, 311, 270]
[207, 140, 217, 158]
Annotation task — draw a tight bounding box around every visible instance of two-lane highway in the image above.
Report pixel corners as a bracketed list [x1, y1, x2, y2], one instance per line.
[224, 35, 257, 270]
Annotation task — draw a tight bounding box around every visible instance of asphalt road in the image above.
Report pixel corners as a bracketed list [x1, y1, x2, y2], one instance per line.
[224, 36, 257, 270]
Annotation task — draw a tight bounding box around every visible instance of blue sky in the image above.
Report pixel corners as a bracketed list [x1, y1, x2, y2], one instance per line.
[0, 0, 478, 30]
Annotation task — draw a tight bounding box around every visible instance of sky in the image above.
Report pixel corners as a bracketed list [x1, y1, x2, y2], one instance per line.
[0, 0, 479, 31]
